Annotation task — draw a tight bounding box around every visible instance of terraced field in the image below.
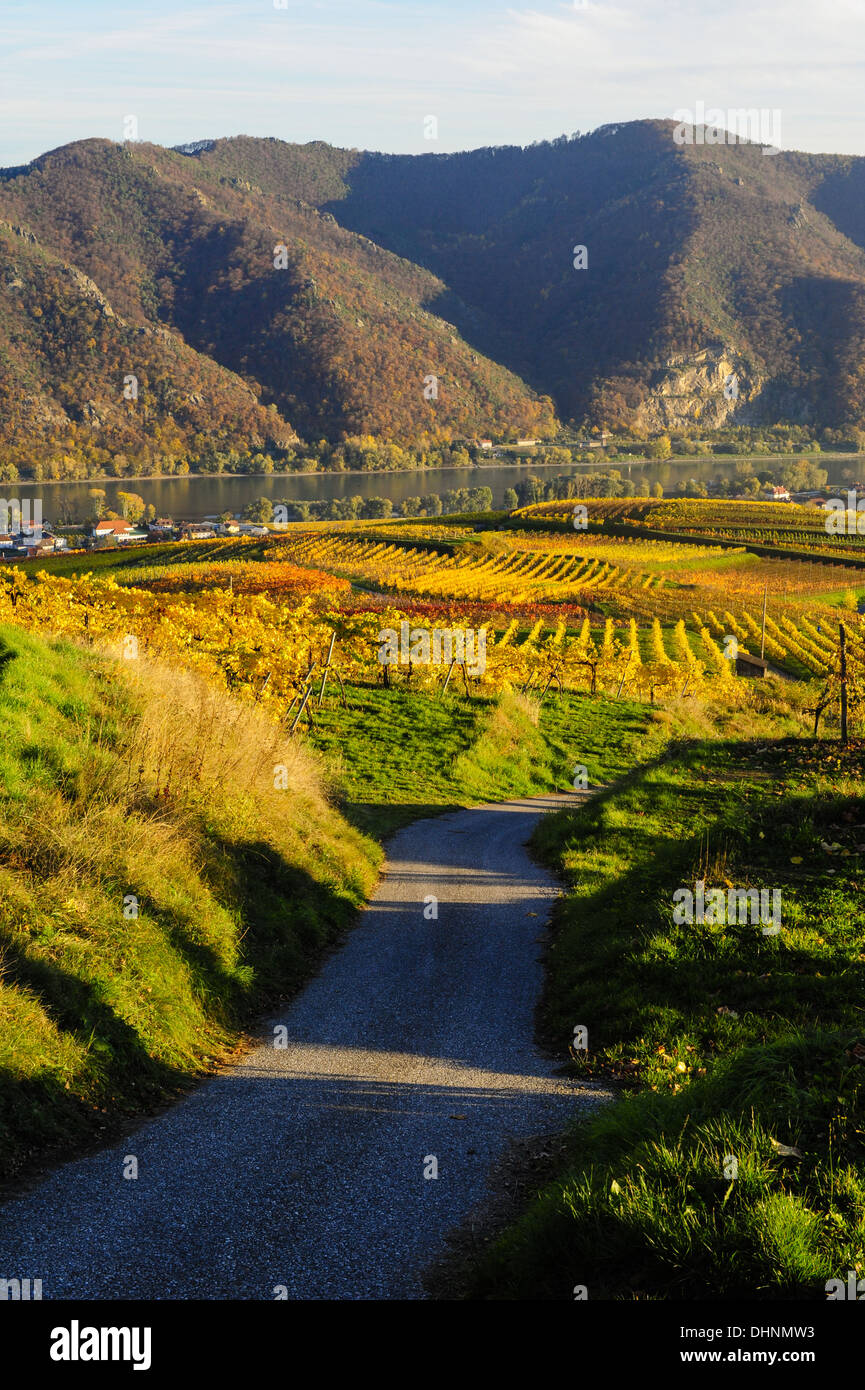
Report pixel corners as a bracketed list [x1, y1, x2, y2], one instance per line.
[277, 531, 666, 604]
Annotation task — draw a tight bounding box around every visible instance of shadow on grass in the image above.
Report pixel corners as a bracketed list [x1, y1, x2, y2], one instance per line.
[534, 736, 865, 1050]
[0, 937, 186, 1184]
[336, 799, 465, 839]
[0, 830, 370, 1188]
[464, 736, 865, 1300]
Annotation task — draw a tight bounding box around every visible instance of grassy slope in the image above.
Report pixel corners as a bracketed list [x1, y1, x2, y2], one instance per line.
[465, 734, 865, 1299]
[0, 625, 379, 1184]
[0, 619, 657, 1182]
[308, 684, 656, 838]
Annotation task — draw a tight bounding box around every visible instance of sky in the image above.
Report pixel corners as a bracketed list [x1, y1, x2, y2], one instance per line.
[2, 0, 865, 167]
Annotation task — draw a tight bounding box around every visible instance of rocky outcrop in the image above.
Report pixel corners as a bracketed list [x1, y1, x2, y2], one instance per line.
[634, 346, 762, 431]
[0, 220, 38, 245]
[64, 265, 116, 319]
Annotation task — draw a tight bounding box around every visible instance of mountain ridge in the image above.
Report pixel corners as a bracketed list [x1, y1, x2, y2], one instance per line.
[2, 120, 865, 473]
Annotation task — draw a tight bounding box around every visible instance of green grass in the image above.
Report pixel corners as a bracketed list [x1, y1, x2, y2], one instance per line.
[464, 736, 865, 1299]
[536, 689, 659, 786]
[20, 537, 275, 580]
[19, 543, 180, 578]
[0, 625, 379, 1184]
[306, 683, 657, 838]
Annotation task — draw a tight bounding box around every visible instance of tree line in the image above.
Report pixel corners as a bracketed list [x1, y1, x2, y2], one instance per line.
[244, 486, 497, 524]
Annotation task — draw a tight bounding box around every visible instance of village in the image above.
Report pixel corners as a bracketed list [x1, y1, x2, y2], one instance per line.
[0, 512, 273, 560]
[88, 514, 272, 546]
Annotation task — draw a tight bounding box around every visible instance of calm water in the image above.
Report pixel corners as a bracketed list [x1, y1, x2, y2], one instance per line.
[9, 457, 756, 523]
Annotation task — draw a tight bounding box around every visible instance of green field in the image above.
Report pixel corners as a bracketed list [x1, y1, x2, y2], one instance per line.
[464, 734, 865, 1299]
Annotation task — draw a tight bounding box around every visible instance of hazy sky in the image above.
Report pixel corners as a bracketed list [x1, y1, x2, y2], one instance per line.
[2, 0, 864, 166]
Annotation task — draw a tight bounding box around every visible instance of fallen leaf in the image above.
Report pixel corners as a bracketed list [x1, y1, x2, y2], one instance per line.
[770, 1139, 803, 1159]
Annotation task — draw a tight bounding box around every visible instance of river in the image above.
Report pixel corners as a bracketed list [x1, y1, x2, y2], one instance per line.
[3, 455, 845, 524]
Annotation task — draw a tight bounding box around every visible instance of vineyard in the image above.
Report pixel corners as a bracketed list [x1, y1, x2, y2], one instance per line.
[693, 604, 857, 678]
[0, 566, 726, 713]
[270, 531, 667, 604]
[128, 558, 351, 599]
[514, 497, 835, 532]
[478, 530, 732, 569]
[515, 496, 865, 558]
[7, 497, 865, 719]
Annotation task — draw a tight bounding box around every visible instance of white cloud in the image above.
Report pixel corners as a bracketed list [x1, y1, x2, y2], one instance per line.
[1, 0, 864, 163]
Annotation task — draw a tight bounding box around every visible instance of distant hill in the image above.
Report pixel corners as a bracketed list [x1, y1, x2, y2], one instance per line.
[182, 123, 865, 434]
[4, 121, 865, 472]
[0, 212, 297, 480]
[0, 139, 554, 472]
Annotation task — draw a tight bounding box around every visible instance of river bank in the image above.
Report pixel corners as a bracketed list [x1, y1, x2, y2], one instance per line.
[7, 453, 855, 523]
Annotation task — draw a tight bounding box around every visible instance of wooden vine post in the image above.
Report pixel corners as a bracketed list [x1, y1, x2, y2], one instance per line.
[318, 630, 337, 707]
[840, 622, 848, 747]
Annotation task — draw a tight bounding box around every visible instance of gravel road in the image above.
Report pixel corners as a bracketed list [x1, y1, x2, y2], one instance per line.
[0, 793, 609, 1300]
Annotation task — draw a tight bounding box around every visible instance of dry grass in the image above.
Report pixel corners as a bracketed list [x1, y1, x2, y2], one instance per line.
[118, 653, 327, 809]
[0, 625, 379, 1183]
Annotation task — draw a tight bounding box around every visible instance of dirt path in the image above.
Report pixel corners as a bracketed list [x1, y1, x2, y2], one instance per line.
[0, 793, 608, 1300]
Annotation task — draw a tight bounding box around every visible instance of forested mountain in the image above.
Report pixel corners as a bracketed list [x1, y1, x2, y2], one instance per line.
[0, 138, 553, 475]
[0, 214, 297, 480]
[189, 122, 865, 434]
[3, 120, 865, 475]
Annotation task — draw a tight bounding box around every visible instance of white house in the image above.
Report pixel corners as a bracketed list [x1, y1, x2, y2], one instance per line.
[92, 519, 147, 544]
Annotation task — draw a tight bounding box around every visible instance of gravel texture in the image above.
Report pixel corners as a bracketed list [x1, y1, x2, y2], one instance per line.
[0, 793, 609, 1300]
